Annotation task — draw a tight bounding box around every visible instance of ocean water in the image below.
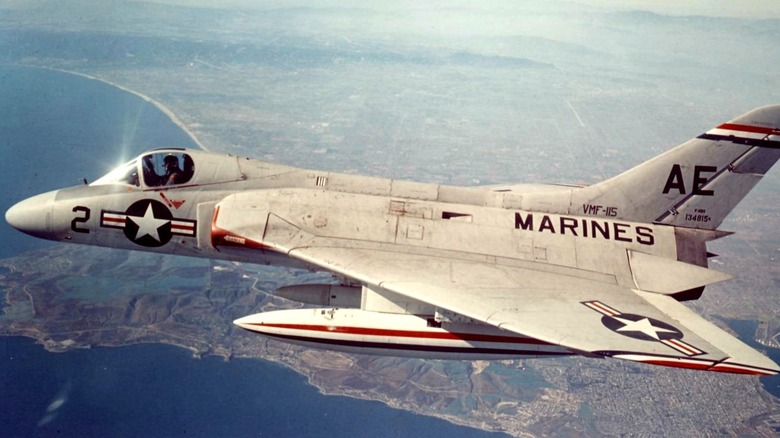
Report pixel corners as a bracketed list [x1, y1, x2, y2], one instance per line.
[1, 337, 500, 438]
[0, 66, 505, 437]
[730, 320, 780, 400]
[0, 65, 198, 258]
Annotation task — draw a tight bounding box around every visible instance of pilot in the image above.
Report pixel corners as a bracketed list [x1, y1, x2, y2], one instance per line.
[163, 154, 184, 186]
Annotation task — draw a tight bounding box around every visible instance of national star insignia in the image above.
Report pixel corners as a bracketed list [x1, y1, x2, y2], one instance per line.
[613, 316, 677, 341]
[128, 203, 169, 242]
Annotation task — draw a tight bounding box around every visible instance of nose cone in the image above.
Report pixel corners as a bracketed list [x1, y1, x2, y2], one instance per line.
[5, 190, 58, 239]
[233, 314, 264, 332]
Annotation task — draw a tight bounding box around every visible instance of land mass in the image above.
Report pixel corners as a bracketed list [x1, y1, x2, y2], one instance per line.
[1, 240, 779, 436]
[2, 2, 780, 435]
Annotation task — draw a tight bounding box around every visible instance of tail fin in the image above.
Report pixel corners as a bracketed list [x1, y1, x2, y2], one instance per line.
[568, 105, 780, 229]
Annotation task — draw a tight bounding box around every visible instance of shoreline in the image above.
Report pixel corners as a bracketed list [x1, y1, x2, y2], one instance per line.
[0, 332, 511, 435]
[4, 64, 209, 152]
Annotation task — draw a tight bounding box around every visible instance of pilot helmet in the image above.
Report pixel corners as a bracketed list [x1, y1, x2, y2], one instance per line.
[163, 154, 179, 168]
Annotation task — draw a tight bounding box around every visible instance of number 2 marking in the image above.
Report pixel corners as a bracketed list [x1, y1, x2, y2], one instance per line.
[71, 206, 91, 233]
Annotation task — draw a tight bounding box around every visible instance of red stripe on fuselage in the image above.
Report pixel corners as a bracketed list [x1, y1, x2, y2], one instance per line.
[251, 323, 552, 345]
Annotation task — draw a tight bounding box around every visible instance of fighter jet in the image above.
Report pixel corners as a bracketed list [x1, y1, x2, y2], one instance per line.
[6, 105, 780, 375]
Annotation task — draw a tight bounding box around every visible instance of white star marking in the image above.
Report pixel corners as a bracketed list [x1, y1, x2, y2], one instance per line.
[612, 316, 676, 340]
[128, 204, 169, 242]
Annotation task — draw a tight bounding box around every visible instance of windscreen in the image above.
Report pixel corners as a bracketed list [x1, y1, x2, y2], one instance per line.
[90, 160, 140, 186]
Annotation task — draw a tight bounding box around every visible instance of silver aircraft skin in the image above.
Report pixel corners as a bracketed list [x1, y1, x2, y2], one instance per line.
[7, 105, 780, 375]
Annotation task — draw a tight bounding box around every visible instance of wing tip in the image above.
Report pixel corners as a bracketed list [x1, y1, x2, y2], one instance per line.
[611, 353, 780, 376]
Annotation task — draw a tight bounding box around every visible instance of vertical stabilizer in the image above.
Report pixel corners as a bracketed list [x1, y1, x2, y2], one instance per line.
[566, 105, 780, 229]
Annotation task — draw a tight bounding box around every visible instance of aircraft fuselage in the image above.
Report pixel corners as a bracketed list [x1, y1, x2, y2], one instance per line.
[5, 148, 650, 360]
[7, 101, 780, 379]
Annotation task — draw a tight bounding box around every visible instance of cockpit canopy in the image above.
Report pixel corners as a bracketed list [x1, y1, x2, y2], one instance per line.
[91, 151, 195, 188]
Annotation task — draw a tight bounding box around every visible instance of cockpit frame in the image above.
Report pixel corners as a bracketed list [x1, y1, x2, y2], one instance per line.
[91, 150, 196, 189]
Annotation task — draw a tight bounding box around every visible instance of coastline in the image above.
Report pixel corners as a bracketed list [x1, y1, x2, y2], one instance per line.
[2, 62, 779, 437]
[3, 64, 209, 152]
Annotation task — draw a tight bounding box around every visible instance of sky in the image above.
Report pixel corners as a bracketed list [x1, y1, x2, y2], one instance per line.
[129, 0, 780, 19]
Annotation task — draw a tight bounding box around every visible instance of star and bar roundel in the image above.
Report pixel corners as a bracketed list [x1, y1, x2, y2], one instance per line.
[583, 300, 705, 357]
[100, 199, 196, 247]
